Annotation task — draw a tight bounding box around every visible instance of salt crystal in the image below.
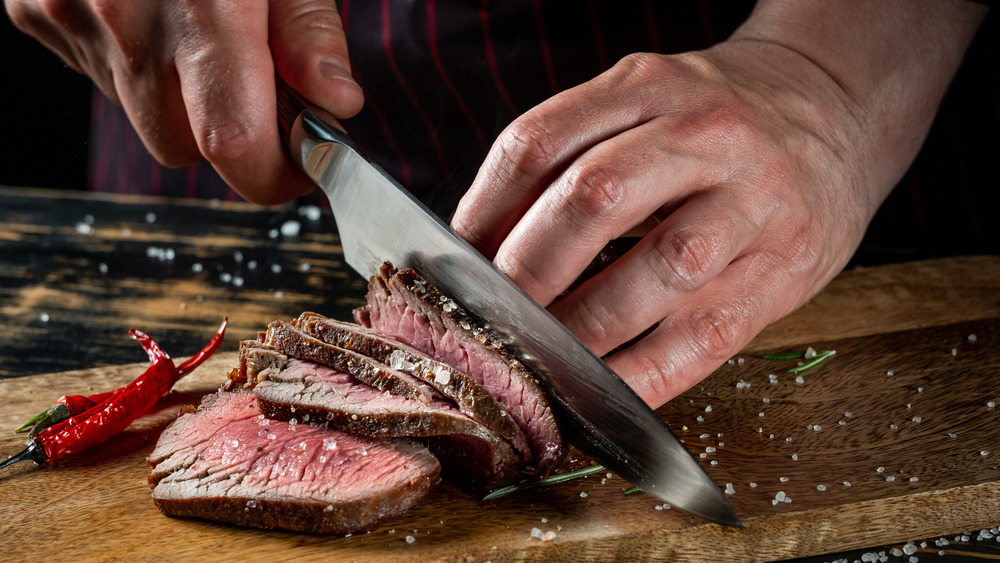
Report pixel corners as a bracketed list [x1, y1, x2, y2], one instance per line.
[779, 477, 789, 482]
[902, 541, 917, 555]
[246, 500, 257, 509]
[843, 481, 852, 487]
[948, 432, 958, 438]
[705, 405, 713, 413]
[247, 260, 257, 270]
[220, 272, 232, 283]
[792, 454, 798, 461]
[540, 518, 548, 523]
[433, 365, 451, 385]
[813, 425, 822, 431]
[705, 447, 716, 453]
[233, 250, 243, 263]
[280, 220, 301, 237]
[912, 416, 922, 423]
[890, 424, 899, 430]
[406, 535, 416, 544]
[75, 222, 94, 235]
[952, 348, 958, 356]
[769, 374, 778, 384]
[982, 450, 990, 457]
[710, 460, 718, 466]
[877, 467, 885, 473]
[817, 484, 826, 492]
[699, 433, 711, 439]
[805, 347, 817, 359]
[696, 416, 704, 422]
[191, 262, 203, 272]
[268, 228, 279, 239]
[542, 530, 557, 542]
[988, 401, 996, 409]
[969, 333, 978, 342]
[909, 477, 919, 482]
[775, 491, 786, 502]
[271, 263, 282, 274]
[886, 370, 894, 377]
[579, 492, 588, 498]
[299, 262, 311, 272]
[759, 412, 765, 418]
[39, 312, 50, 323]
[299, 205, 322, 221]
[145, 212, 156, 223]
[724, 483, 735, 495]
[749, 482, 757, 488]
[274, 290, 284, 298]
[763, 397, 770, 403]
[794, 375, 805, 385]
[845, 412, 853, 418]
[886, 475, 895, 482]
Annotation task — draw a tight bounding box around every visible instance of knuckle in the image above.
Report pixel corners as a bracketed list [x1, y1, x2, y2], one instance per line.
[686, 303, 753, 361]
[565, 294, 618, 350]
[494, 116, 560, 184]
[556, 163, 627, 223]
[197, 121, 258, 166]
[651, 225, 724, 293]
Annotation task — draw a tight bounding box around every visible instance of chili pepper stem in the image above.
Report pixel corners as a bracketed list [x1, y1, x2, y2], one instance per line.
[15, 404, 71, 437]
[0, 440, 45, 472]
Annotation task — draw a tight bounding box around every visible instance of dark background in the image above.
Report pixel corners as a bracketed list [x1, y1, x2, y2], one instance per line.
[1, 8, 997, 265]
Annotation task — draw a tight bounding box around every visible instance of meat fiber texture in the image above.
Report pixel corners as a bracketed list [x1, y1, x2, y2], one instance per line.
[248, 343, 523, 488]
[355, 263, 565, 475]
[147, 390, 440, 535]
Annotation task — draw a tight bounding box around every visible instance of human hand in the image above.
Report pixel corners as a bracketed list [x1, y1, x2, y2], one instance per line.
[451, 0, 986, 408]
[5, 0, 363, 204]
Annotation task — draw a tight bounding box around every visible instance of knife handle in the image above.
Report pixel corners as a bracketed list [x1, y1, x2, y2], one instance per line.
[275, 74, 359, 155]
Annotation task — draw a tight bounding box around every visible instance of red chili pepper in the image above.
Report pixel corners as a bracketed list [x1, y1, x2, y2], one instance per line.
[15, 319, 228, 435]
[2, 319, 227, 470]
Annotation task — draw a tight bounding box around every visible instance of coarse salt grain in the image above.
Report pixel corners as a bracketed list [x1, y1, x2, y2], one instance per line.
[886, 475, 895, 482]
[145, 212, 156, 223]
[280, 220, 301, 237]
[988, 401, 996, 409]
[952, 348, 958, 356]
[780, 477, 789, 482]
[886, 370, 894, 377]
[817, 484, 826, 491]
[580, 492, 588, 498]
[725, 483, 735, 495]
[710, 460, 718, 466]
[406, 535, 416, 544]
[912, 416, 922, 423]
[39, 312, 49, 323]
[982, 451, 991, 457]
[969, 333, 978, 342]
[705, 405, 712, 413]
[795, 375, 805, 385]
[792, 454, 798, 461]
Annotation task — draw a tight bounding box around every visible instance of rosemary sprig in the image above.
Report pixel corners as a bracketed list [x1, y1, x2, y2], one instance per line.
[787, 349, 836, 373]
[761, 350, 806, 360]
[483, 464, 606, 501]
[623, 486, 644, 495]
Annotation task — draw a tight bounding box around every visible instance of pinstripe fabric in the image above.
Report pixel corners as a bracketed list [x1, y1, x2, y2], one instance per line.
[86, 1, 999, 261]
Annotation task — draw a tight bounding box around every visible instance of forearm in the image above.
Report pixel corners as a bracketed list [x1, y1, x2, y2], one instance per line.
[724, 0, 987, 205]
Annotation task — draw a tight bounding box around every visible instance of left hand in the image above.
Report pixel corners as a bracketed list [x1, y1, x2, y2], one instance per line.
[451, 0, 987, 408]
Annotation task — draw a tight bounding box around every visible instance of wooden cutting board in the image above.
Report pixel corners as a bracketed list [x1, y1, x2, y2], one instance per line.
[2, 256, 1000, 562]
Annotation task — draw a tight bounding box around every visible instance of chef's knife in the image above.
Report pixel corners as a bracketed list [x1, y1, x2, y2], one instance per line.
[276, 81, 741, 528]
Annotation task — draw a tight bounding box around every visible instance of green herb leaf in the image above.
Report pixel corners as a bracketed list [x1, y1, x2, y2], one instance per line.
[761, 351, 805, 360]
[483, 464, 606, 501]
[787, 349, 836, 374]
[623, 486, 644, 495]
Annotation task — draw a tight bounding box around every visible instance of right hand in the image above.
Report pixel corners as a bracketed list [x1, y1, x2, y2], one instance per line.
[5, 0, 363, 204]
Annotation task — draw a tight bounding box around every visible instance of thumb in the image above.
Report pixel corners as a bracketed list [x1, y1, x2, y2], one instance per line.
[269, 0, 364, 119]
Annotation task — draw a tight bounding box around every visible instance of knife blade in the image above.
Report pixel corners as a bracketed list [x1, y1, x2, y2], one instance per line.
[277, 85, 741, 528]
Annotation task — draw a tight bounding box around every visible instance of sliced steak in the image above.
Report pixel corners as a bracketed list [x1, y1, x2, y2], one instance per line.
[253, 354, 523, 488]
[264, 319, 436, 406]
[292, 311, 530, 459]
[147, 390, 440, 535]
[355, 263, 565, 475]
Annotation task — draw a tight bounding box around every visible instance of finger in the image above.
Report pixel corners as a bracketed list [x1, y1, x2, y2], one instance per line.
[489, 117, 710, 306]
[606, 250, 814, 408]
[549, 189, 764, 356]
[268, 0, 363, 119]
[452, 54, 672, 257]
[94, 2, 201, 167]
[6, 0, 96, 78]
[174, 0, 313, 204]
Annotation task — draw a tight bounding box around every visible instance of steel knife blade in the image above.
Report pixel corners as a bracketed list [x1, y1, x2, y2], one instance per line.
[280, 95, 741, 528]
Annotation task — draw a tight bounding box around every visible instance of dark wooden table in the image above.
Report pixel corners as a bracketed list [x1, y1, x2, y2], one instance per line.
[2, 186, 999, 562]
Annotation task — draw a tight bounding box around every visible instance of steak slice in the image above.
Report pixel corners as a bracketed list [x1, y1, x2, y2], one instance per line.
[292, 311, 530, 459]
[263, 319, 436, 406]
[355, 264, 565, 475]
[252, 352, 523, 489]
[147, 390, 439, 535]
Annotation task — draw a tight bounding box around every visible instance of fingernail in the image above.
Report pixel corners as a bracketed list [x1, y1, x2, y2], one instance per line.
[319, 59, 356, 83]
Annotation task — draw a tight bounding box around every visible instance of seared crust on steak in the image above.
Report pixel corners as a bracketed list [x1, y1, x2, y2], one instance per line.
[356, 263, 565, 475]
[293, 311, 530, 460]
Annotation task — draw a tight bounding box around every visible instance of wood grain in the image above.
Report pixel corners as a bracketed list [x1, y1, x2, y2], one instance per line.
[3, 256, 1000, 561]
